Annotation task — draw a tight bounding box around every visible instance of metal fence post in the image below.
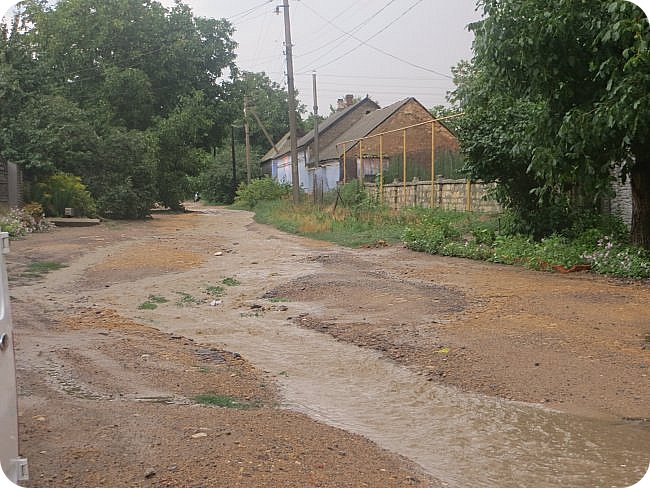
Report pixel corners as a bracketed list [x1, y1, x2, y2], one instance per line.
[342, 143, 347, 184]
[431, 121, 435, 209]
[379, 135, 384, 204]
[402, 129, 407, 198]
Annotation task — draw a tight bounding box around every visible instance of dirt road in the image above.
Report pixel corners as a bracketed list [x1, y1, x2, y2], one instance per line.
[7, 204, 650, 487]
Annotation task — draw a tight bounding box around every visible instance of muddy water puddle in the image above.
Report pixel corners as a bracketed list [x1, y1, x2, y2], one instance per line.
[194, 317, 649, 488]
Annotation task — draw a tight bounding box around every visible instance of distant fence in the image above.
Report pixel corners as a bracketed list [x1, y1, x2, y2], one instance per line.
[365, 178, 501, 213]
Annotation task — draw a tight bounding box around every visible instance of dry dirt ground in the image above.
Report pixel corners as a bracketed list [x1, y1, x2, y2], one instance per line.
[6, 204, 650, 487]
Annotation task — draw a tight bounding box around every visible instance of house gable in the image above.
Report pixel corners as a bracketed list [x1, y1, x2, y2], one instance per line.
[318, 97, 460, 181]
[260, 96, 380, 165]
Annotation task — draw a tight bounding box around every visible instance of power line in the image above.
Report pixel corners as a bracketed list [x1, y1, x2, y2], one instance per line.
[295, 72, 450, 82]
[229, 7, 274, 27]
[294, 0, 374, 43]
[294, 0, 399, 60]
[226, 1, 274, 22]
[297, 0, 452, 79]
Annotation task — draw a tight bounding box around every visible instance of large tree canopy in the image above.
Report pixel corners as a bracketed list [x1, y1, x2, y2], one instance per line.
[0, 0, 243, 215]
[453, 0, 650, 247]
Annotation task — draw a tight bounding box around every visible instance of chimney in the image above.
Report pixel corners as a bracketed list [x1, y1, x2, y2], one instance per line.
[337, 98, 346, 111]
[345, 94, 354, 106]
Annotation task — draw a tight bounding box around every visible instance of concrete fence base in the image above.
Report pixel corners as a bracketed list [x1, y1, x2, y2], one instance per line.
[365, 179, 501, 213]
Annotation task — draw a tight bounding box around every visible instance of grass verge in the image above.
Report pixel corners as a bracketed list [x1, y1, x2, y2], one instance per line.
[248, 193, 649, 279]
[22, 261, 67, 278]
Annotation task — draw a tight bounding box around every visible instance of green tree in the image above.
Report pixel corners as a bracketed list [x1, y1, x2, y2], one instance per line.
[91, 126, 158, 218]
[230, 71, 304, 151]
[153, 90, 214, 210]
[198, 141, 262, 204]
[19, 0, 236, 123]
[2, 0, 239, 217]
[454, 0, 650, 247]
[10, 94, 98, 179]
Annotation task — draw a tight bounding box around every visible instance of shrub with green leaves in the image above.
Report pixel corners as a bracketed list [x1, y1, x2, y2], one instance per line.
[96, 178, 154, 219]
[401, 209, 650, 278]
[31, 173, 96, 217]
[234, 177, 291, 209]
[402, 209, 464, 254]
[198, 144, 262, 204]
[336, 180, 370, 208]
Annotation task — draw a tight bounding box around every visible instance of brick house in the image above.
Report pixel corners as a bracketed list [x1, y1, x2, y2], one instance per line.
[318, 97, 459, 182]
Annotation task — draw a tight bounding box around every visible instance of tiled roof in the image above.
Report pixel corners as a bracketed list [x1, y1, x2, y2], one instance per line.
[318, 98, 416, 162]
[260, 132, 290, 163]
[260, 96, 377, 163]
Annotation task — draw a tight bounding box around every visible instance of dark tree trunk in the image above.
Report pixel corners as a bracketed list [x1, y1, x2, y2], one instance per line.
[630, 157, 650, 250]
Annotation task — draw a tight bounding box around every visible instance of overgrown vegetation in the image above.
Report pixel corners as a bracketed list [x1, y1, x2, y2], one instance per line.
[239, 178, 650, 280]
[234, 177, 291, 209]
[250, 179, 413, 246]
[253, 182, 406, 248]
[0, 206, 54, 237]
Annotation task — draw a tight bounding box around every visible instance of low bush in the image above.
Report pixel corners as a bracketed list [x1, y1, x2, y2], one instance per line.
[234, 177, 291, 209]
[402, 210, 649, 278]
[31, 173, 97, 218]
[252, 185, 648, 280]
[96, 179, 154, 219]
[582, 236, 650, 279]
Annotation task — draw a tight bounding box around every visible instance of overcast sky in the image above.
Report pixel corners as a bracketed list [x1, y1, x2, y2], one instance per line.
[171, 0, 482, 111]
[2, 0, 649, 112]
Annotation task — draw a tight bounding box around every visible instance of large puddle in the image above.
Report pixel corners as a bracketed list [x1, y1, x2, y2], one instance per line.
[194, 316, 649, 488]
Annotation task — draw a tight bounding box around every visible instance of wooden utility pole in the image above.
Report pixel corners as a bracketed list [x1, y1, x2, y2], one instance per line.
[280, 0, 300, 203]
[243, 96, 252, 184]
[312, 71, 320, 204]
[249, 108, 279, 154]
[231, 125, 237, 200]
[312, 71, 319, 170]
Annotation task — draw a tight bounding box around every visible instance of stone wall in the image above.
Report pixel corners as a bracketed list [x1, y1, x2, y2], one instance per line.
[366, 178, 501, 213]
[607, 176, 633, 228]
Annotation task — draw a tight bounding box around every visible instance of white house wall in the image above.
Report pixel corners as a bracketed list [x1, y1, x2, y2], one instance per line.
[306, 162, 340, 196]
[271, 150, 310, 192]
[275, 154, 292, 185]
[299, 150, 310, 193]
